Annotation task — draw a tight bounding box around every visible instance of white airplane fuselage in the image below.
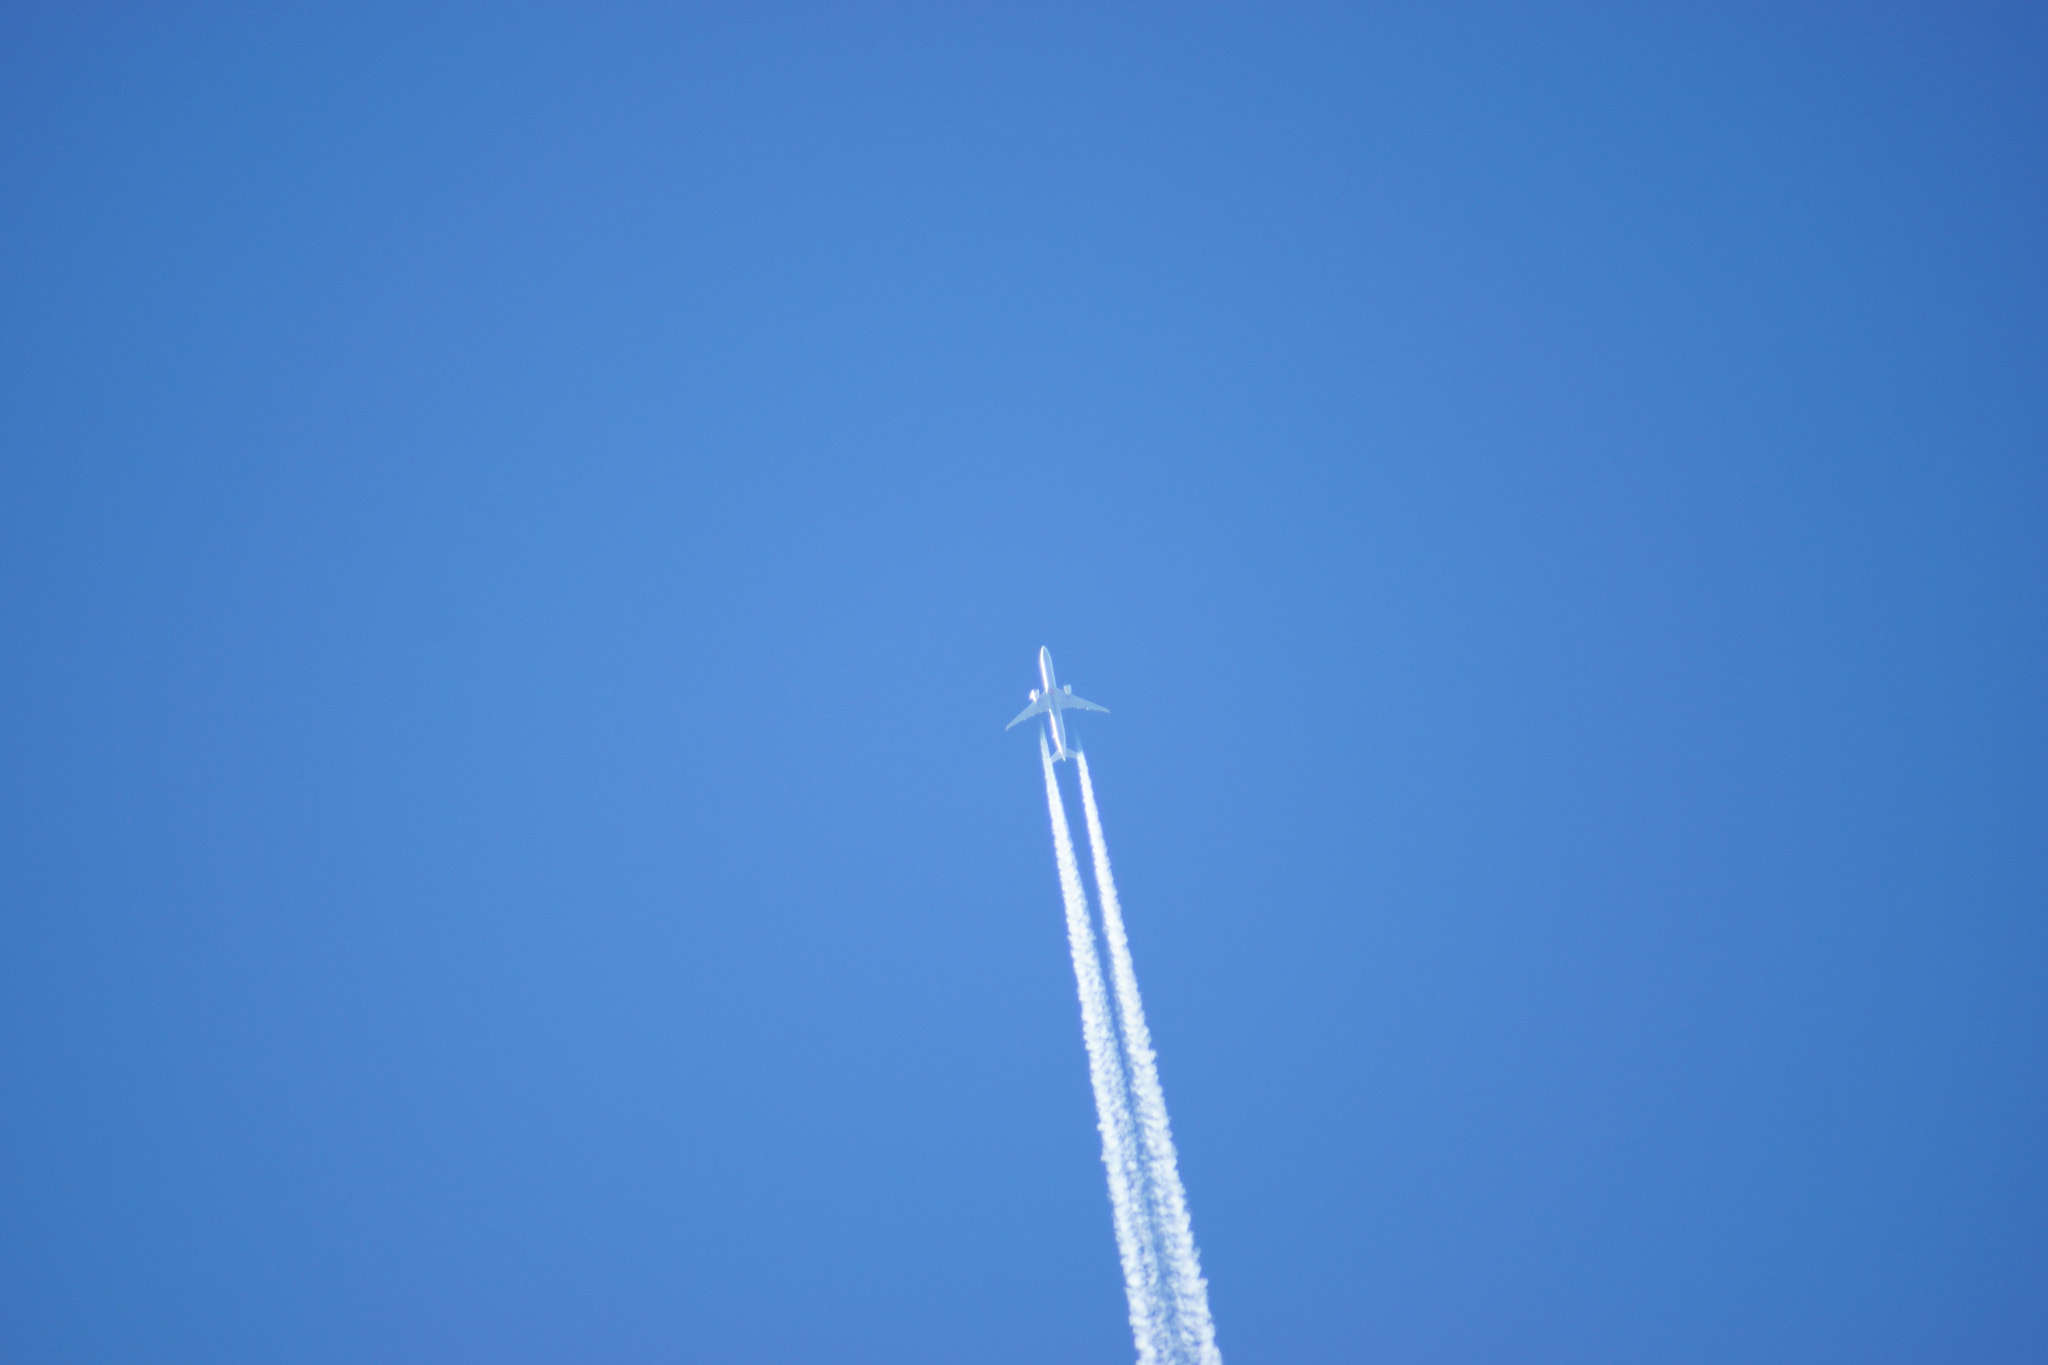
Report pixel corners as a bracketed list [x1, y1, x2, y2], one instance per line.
[1037, 647, 1072, 760]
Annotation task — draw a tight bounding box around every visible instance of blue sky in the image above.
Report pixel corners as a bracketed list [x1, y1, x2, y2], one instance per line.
[3, 6, 2043, 1362]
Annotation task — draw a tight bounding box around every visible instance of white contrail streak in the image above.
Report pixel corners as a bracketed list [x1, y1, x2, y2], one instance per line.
[1041, 736, 1169, 1363]
[1077, 751, 1223, 1365]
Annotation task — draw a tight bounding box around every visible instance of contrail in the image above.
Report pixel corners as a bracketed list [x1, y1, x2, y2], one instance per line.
[1041, 735, 1169, 1363]
[1077, 751, 1223, 1365]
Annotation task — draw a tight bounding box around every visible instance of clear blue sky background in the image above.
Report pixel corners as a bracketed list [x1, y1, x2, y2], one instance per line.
[4, 6, 2043, 1362]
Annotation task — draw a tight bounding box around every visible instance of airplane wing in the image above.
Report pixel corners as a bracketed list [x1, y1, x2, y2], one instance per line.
[1005, 696, 1051, 730]
[1053, 691, 1109, 714]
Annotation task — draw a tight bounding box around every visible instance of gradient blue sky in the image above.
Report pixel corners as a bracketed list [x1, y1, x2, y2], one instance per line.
[4, 6, 2044, 1362]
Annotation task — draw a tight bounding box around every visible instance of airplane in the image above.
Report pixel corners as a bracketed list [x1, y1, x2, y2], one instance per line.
[1005, 646, 1108, 762]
